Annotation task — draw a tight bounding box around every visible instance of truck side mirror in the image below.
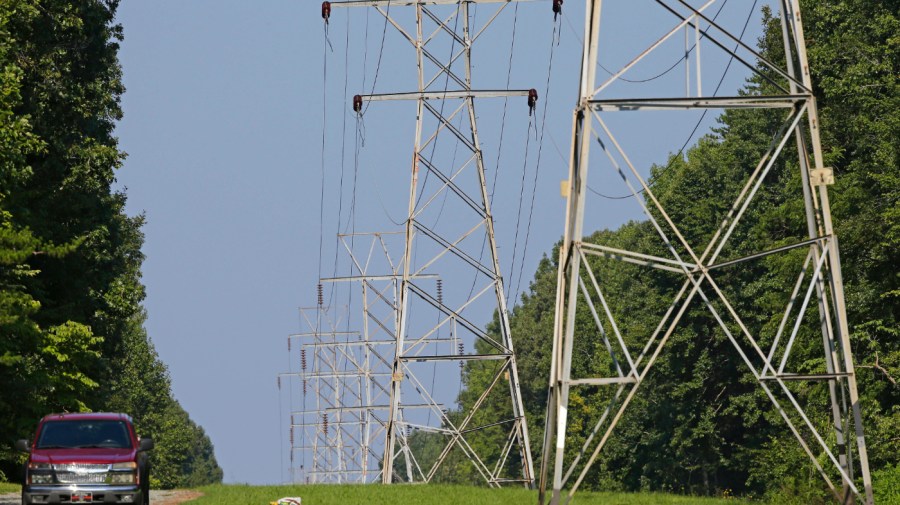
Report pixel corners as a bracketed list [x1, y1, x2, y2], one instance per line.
[138, 438, 154, 452]
[15, 439, 31, 452]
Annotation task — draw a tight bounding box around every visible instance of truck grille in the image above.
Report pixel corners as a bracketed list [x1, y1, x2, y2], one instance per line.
[56, 472, 108, 484]
[53, 463, 109, 484]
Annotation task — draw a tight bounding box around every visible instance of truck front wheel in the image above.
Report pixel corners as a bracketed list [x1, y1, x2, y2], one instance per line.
[141, 466, 150, 505]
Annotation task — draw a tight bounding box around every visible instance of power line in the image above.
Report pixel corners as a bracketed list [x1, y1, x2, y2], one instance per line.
[507, 115, 535, 302]
[329, 11, 354, 310]
[512, 19, 559, 303]
[467, 3, 521, 304]
[362, 0, 391, 116]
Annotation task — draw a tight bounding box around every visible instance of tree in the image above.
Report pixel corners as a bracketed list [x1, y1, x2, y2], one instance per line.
[0, 0, 102, 476]
[0, 0, 222, 487]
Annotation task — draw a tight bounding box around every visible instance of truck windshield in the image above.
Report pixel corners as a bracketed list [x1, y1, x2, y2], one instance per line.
[36, 420, 132, 449]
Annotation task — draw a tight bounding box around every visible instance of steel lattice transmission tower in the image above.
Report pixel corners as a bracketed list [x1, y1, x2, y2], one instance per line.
[280, 306, 372, 483]
[540, 1, 874, 504]
[327, 0, 537, 486]
[322, 231, 435, 483]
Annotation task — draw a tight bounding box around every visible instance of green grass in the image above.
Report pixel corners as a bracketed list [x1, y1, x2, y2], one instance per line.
[0, 482, 20, 494]
[192, 484, 753, 505]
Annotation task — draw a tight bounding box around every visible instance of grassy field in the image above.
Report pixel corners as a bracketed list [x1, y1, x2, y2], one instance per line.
[191, 484, 752, 505]
[0, 482, 19, 494]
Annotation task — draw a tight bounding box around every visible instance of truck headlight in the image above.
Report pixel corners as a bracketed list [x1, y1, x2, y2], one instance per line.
[28, 462, 51, 470]
[29, 473, 53, 484]
[110, 462, 137, 484]
[110, 473, 136, 484]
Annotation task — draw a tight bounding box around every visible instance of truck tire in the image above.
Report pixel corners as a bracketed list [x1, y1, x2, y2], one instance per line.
[142, 467, 150, 505]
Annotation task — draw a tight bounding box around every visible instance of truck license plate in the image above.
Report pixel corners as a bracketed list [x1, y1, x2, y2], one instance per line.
[72, 492, 93, 502]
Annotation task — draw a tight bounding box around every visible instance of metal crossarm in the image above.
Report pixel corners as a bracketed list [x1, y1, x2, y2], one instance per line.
[358, 90, 534, 102]
[588, 94, 808, 110]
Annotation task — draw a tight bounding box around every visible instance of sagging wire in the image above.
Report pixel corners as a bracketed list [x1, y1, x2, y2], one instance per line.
[361, 0, 391, 117]
[511, 20, 558, 304]
[588, 0, 757, 200]
[327, 3, 354, 312]
[466, 2, 523, 304]
[350, 0, 391, 141]
[490, 2, 521, 202]
[374, 174, 405, 226]
[507, 113, 536, 302]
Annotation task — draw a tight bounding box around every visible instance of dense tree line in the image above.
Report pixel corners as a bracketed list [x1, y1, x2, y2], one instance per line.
[0, 0, 222, 488]
[452, 0, 898, 501]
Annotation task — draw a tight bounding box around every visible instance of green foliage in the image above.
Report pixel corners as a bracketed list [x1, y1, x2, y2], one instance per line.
[873, 464, 900, 504]
[0, 0, 100, 470]
[0, 481, 20, 494]
[0, 0, 221, 488]
[801, 0, 900, 475]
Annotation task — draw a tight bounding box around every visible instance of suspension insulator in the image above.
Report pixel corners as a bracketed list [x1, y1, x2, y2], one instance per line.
[303, 379, 308, 394]
[407, 425, 413, 437]
[322, 413, 329, 436]
[317, 283, 324, 306]
[287, 338, 291, 352]
[321, 1, 331, 23]
[458, 342, 465, 370]
[552, 0, 563, 18]
[290, 426, 294, 445]
[353, 94, 363, 113]
[301, 349, 307, 371]
[277, 376, 282, 390]
[436, 279, 443, 305]
[528, 88, 538, 115]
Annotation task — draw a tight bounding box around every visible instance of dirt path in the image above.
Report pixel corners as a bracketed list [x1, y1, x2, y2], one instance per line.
[0, 489, 202, 505]
[153, 489, 203, 504]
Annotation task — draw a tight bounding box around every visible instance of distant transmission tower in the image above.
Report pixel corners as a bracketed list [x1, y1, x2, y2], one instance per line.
[322, 231, 425, 483]
[326, 0, 537, 486]
[281, 306, 372, 483]
[541, 1, 873, 504]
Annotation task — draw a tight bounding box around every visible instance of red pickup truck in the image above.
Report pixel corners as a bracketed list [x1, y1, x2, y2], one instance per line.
[15, 412, 154, 505]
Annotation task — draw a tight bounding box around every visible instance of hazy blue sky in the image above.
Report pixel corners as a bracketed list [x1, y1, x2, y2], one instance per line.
[113, 0, 773, 485]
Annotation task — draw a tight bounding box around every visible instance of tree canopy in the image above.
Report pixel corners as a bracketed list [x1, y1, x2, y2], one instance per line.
[0, 0, 221, 488]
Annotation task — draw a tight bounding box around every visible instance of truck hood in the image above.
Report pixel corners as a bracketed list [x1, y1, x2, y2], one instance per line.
[30, 448, 137, 465]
